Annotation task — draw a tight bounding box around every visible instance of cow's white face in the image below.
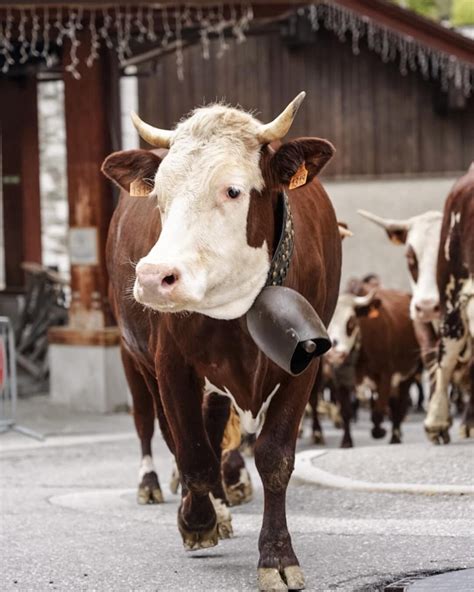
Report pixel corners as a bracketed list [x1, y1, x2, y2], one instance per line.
[327, 295, 361, 366]
[133, 107, 269, 320]
[404, 212, 442, 322]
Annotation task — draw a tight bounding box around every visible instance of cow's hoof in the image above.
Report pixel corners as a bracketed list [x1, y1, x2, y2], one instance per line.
[257, 568, 288, 591]
[371, 426, 386, 439]
[340, 438, 353, 449]
[224, 467, 253, 506]
[390, 430, 402, 444]
[178, 516, 218, 551]
[459, 423, 474, 439]
[284, 566, 305, 590]
[312, 430, 325, 445]
[425, 423, 451, 445]
[210, 495, 233, 539]
[137, 472, 164, 504]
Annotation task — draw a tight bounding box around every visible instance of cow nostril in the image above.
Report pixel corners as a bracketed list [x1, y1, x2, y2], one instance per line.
[332, 339, 338, 347]
[433, 304, 440, 312]
[162, 274, 178, 287]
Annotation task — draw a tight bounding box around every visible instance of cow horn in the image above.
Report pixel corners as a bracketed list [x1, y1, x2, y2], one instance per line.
[357, 209, 410, 232]
[353, 289, 377, 308]
[338, 225, 353, 239]
[257, 91, 306, 144]
[131, 111, 174, 148]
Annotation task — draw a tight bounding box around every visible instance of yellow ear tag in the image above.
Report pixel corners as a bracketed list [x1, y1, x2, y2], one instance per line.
[289, 162, 308, 190]
[389, 234, 403, 245]
[368, 308, 380, 319]
[130, 179, 151, 198]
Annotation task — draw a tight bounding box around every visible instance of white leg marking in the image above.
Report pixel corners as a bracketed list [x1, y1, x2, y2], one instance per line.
[139, 454, 156, 480]
[210, 493, 233, 539]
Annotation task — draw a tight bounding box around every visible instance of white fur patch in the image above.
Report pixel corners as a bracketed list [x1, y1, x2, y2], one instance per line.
[404, 211, 442, 320]
[138, 455, 156, 480]
[204, 377, 279, 434]
[426, 336, 466, 430]
[327, 294, 360, 357]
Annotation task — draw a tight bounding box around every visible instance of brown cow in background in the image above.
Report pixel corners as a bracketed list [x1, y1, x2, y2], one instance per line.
[326, 289, 421, 447]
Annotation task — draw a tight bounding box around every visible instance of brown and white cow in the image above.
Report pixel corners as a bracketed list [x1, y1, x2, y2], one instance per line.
[326, 288, 421, 447]
[102, 94, 341, 591]
[358, 189, 473, 442]
[426, 165, 474, 443]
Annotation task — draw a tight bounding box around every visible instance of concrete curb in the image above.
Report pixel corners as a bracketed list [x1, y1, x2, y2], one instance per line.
[293, 450, 474, 495]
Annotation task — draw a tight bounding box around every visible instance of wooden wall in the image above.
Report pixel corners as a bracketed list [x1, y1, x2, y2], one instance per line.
[138, 27, 474, 178]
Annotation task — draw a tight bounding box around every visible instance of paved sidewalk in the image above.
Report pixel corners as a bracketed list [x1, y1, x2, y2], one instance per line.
[1, 396, 473, 592]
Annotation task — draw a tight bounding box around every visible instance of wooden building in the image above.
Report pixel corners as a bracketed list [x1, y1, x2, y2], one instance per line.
[139, 4, 474, 179]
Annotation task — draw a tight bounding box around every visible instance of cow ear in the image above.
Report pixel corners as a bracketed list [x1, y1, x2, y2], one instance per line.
[385, 229, 408, 245]
[355, 298, 382, 318]
[101, 149, 162, 197]
[270, 137, 335, 188]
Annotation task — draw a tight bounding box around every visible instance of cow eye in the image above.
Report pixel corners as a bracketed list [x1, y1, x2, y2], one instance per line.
[346, 317, 356, 335]
[226, 187, 241, 199]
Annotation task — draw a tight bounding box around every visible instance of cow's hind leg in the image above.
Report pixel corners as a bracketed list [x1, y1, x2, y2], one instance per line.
[120, 346, 163, 504]
[255, 374, 314, 591]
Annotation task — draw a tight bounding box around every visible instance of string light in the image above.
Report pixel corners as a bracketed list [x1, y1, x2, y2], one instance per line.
[0, 2, 471, 96]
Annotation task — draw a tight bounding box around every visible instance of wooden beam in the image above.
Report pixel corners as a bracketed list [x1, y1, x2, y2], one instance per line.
[63, 30, 120, 330]
[0, 75, 42, 291]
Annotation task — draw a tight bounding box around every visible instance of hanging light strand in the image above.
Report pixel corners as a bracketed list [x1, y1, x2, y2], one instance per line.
[0, 2, 471, 96]
[306, 3, 473, 97]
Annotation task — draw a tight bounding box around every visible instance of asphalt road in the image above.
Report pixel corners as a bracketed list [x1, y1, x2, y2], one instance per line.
[1, 398, 473, 592]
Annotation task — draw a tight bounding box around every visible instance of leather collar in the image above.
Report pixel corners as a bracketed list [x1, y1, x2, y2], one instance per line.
[266, 191, 295, 287]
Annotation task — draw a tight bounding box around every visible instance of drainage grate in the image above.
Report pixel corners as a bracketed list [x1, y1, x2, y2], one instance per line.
[384, 568, 473, 592]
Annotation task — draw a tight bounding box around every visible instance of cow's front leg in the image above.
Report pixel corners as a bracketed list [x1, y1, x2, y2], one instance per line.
[459, 356, 474, 438]
[335, 384, 353, 448]
[203, 393, 234, 538]
[157, 353, 220, 551]
[255, 376, 313, 592]
[425, 335, 466, 444]
[389, 378, 411, 444]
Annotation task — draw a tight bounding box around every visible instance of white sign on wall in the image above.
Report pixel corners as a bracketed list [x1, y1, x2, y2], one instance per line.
[68, 227, 98, 266]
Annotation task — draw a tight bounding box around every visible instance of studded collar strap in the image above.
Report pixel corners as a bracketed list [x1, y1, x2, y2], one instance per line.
[266, 191, 295, 287]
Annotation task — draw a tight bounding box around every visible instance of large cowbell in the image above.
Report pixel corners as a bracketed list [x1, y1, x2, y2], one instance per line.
[246, 286, 331, 376]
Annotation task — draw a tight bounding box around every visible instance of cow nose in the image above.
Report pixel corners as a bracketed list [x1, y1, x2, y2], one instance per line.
[136, 263, 180, 294]
[415, 299, 439, 313]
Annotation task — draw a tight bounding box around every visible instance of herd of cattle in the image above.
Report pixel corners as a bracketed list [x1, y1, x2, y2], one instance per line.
[101, 93, 473, 591]
[313, 169, 474, 450]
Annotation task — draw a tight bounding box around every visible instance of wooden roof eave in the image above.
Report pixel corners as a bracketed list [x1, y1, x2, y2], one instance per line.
[331, 0, 474, 65]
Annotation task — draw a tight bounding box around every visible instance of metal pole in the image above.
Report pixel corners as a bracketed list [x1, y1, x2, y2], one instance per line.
[0, 316, 44, 441]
